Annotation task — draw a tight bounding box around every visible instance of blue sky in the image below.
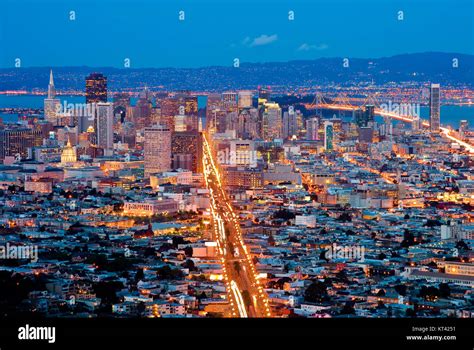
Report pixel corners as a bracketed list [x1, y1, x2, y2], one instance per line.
[0, 0, 473, 68]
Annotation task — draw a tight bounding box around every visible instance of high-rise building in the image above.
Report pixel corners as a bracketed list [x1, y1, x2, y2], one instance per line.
[113, 92, 131, 124]
[354, 106, 374, 127]
[86, 73, 107, 104]
[262, 102, 282, 141]
[44, 70, 61, 124]
[459, 120, 469, 139]
[306, 118, 319, 140]
[95, 103, 114, 156]
[144, 124, 171, 177]
[222, 92, 238, 111]
[282, 107, 298, 139]
[429, 83, 441, 132]
[324, 121, 334, 151]
[229, 140, 256, 167]
[238, 91, 253, 109]
[171, 131, 203, 173]
[0, 128, 42, 160]
[365, 105, 375, 125]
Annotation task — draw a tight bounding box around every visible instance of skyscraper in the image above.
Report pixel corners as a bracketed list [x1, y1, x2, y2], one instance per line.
[306, 118, 319, 141]
[86, 73, 107, 104]
[0, 128, 42, 160]
[429, 83, 441, 132]
[144, 124, 171, 177]
[262, 102, 282, 141]
[44, 70, 61, 124]
[324, 121, 334, 151]
[171, 131, 203, 173]
[96, 103, 114, 156]
[282, 107, 298, 139]
[238, 91, 253, 109]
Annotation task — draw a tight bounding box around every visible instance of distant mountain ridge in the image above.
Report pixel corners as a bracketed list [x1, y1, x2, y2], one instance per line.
[0, 52, 472, 92]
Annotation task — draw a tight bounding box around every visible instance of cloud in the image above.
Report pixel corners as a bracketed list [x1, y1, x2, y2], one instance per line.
[297, 43, 328, 51]
[249, 34, 278, 47]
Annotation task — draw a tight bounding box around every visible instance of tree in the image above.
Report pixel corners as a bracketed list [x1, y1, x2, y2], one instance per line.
[182, 259, 196, 271]
[304, 281, 329, 303]
[135, 268, 144, 282]
[340, 301, 355, 315]
[439, 283, 450, 298]
[394, 284, 407, 296]
[401, 229, 415, 248]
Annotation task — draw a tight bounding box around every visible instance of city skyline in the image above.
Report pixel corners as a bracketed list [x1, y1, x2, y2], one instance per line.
[1, 0, 474, 344]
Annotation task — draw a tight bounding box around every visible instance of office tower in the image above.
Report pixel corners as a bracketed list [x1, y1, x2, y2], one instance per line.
[113, 92, 131, 124]
[95, 103, 114, 156]
[365, 105, 375, 125]
[171, 131, 203, 173]
[225, 111, 239, 133]
[262, 102, 282, 141]
[144, 124, 171, 177]
[354, 108, 365, 127]
[222, 92, 238, 111]
[183, 95, 198, 116]
[411, 116, 421, 132]
[85, 73, 107, 104]
[238, 91, 253, 109]
[44, 70, 61, 124]
[459, 120, 468, 138]
[229, 140, 256, 167]
[358, 126, 374, 143]
[324, 121, 334, 151]
[429, 83, 441, 132]
[237, 108, 259, 139]
[282, 107, 298, 139]
[132, 93, 153, 129]
[0, 128, 42, 160]
[306, 117, 319, 140]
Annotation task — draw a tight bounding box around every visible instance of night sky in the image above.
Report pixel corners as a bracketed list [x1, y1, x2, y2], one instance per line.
[1, 0, 473, 68]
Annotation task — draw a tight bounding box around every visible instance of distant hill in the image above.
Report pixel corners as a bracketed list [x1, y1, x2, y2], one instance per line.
[0, 52, 472, 92]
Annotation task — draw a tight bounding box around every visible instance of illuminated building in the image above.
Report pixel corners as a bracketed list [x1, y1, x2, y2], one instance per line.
[96, 103, 114, 156]
[44, 70, 61, 124]
[282, 107, 298, 139]
[459, 120, 468, 138]
[238, 91, 253, 109]
[0, 128, 42, 160]
[123, 199, 178, 216]
[24, 180, 53, 194]
[228, 140, 256, 167]
[60, 138, 77, 164]
[85, 73, 107, 104]
[171, 131, 203, 172]
[222, 92, 238, 111]
[223, 166, 263, 188]
[144, 124, 171, 177]
[429, 83, 441, 132]
[306, 117, 319, 141]
[262, 102, 282, 141]
[113, 92, 131, 123]
[324, 121, 334, 151]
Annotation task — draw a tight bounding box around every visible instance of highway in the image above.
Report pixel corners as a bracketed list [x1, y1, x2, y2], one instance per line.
[202, 133, 271, 318]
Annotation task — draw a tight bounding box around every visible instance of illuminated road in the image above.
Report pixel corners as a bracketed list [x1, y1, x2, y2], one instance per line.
[202, 133, 271, 318]
[311, 103, 474, 153]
